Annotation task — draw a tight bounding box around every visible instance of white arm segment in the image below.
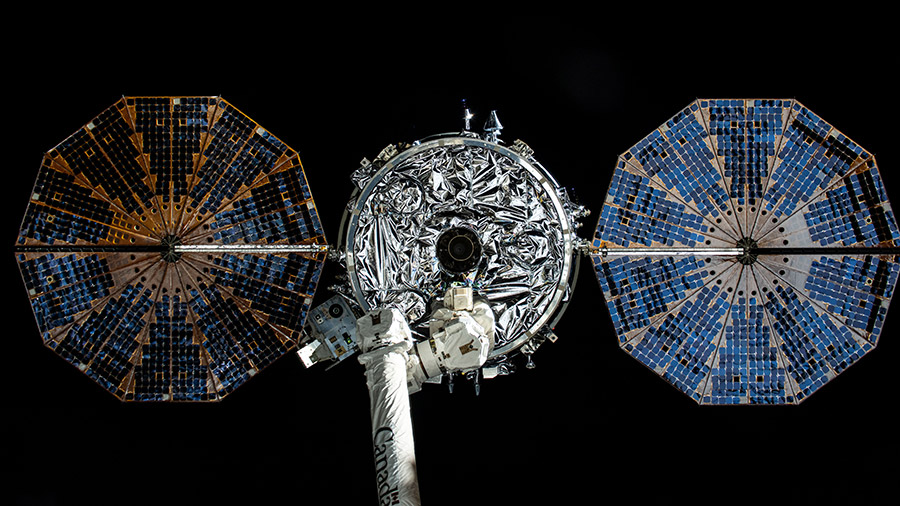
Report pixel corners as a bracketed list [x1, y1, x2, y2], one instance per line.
[357, 309, 421, 506]
[356, 287, 495, 506]
[411, 287, 494, 390]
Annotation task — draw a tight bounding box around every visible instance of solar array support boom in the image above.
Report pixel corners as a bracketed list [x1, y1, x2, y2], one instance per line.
[594, 247, 743, 257]
[591, 247, 900, 257]
[591, 98, 900, 404]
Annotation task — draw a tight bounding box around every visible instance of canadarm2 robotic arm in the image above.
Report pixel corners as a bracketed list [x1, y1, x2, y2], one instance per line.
[356, 287, 494, 506]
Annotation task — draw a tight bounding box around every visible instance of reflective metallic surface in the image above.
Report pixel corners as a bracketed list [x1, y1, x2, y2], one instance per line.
[341, 134, 580, 359]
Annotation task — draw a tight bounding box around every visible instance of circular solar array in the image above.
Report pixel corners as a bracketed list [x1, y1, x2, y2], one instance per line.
[15, 97, 327, 401]
[14, 97, 899, 405]
[592, 99, 899, 404]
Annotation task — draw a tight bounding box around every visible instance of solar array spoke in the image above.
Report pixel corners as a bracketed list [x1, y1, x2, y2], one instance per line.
[15, 97, 326, 401]
[701, 267, 794, 404]
[758, 253, 898, 344]
[621, 263, 740, 402]
[593, 99, 898, 403]
[758, 158, 899, 248]
[178, 99, 298, 238]
[594, 162, 735, 249]
[19, 155, 157, 247]
[752, 264, 875, 402]
[699, 99, 792, 236]
[753, 102, 871, 240]
[594, 255, 736, 344]
[619, 102, 742, 240]
[182, 157, 323, 247]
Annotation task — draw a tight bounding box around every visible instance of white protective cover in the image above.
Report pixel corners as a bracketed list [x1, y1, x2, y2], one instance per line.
[357, 309, 421, 506]
[417, 300, 494, 379]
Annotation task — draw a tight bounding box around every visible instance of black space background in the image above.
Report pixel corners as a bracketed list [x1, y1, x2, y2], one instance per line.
[5, 11, 898, 506]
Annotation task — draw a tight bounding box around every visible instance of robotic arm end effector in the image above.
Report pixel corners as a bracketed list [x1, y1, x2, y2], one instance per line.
[356, 287, 495, 394]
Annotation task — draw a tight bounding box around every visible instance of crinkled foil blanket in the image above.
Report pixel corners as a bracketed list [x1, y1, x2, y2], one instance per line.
[351, 144, 568, 354]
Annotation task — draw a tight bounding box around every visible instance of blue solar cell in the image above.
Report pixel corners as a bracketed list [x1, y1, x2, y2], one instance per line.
[21, 254, 113, 332]
[57, 284, 153, 396]
[624, 108, 730, 219]
[209, 253, 319, 331]
[209, 160, 320, 245]
[704, 296, 788, 404]
[167, 296, 207, 401]
[761, 103, 868, 221]
[17, 97, 326, 402]
[84, 100, 157, 211]
[593, 99, 897, 404]
[595, 165, 708, 247]
[803, 255, 898, 340]
[127, 295, 208, 401]
[187, 275, 299, 399]
[132, 297, 177, 401]
[189, 284, 256, 396]
[188, 100, 294, 215]
[763, 283, 871, 401]
[595, 255, 710, 338]
[804, 163, 900, 246]
[703, 100, 787, 206]
[19, 164, 115, 246]
[625, 284, 730, 401]
[52, 113, 154, 214]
